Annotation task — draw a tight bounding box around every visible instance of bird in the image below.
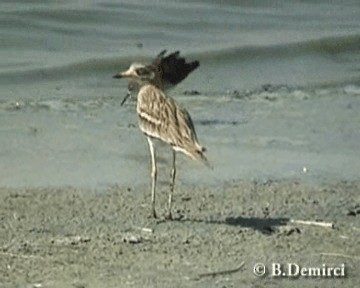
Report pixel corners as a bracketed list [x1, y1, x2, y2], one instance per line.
[113, 51, 209, 219]
[120, 50, 200, 106]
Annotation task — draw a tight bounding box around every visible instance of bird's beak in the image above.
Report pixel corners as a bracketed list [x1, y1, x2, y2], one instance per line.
[113, 68, 136, 79]
[112, 73, 122, 79]
[120, 91, 131, 106]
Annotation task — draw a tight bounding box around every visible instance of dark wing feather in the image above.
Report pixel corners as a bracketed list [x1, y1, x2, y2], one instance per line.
[152, 51, 200, 88]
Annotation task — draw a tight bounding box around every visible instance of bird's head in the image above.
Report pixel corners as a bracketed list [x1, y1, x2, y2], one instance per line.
[113, 63, 155, 83]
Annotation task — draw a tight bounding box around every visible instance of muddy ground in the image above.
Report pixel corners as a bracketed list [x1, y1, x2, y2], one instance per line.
[0, 179, 359, 287]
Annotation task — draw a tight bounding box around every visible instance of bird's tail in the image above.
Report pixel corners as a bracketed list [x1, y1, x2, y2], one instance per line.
[193, 146, 213, 169]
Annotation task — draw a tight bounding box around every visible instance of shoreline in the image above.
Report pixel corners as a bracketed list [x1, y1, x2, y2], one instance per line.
[1, 84, 360, 189]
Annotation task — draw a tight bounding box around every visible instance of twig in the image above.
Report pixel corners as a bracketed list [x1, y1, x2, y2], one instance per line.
[51, 235, 91, 245]
[0, 251, 44, 260]
[141, 227, 154, 233]
[290, 219, 334, 229]
[133, 226, 154, 233]
[196, 261, 245, 279]
[320, 253, 360, 260]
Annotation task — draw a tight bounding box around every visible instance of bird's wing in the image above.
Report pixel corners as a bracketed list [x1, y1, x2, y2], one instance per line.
[137, 85, 205, 159]
[151, 50, 199, 89]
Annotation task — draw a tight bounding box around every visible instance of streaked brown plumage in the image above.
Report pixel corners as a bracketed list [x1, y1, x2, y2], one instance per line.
[137, 85, 207, 164]
[113, 51, 208, 219]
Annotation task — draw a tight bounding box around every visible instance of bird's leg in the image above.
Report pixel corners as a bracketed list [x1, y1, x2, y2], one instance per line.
[147, 137, 157, 218]
[167, 150, 176, 220]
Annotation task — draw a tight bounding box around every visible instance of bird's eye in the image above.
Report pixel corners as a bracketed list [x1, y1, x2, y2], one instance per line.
[137, 68, 146, 75]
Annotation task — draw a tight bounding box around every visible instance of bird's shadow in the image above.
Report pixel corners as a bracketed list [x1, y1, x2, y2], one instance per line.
[224, 216, 289, 235]
[169, 215, 290, 235]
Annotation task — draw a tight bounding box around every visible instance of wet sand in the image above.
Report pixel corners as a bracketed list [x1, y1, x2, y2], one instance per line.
[1, 179, 359, 287]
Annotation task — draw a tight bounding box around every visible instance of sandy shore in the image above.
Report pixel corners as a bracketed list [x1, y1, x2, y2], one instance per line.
[1, 179, 359, 287]
[1, 2, 360, 287]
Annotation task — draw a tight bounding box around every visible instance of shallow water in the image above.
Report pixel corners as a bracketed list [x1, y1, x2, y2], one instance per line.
[0, 0, 360, 188]
[1, 0, 359, 91]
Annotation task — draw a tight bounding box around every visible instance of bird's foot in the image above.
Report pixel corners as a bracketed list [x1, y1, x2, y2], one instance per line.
[147, 209, 157, 219]
[165, 211, 173, 221]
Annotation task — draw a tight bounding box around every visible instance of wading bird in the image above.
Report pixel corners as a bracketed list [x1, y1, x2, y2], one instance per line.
[113, 51, 209, 219]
